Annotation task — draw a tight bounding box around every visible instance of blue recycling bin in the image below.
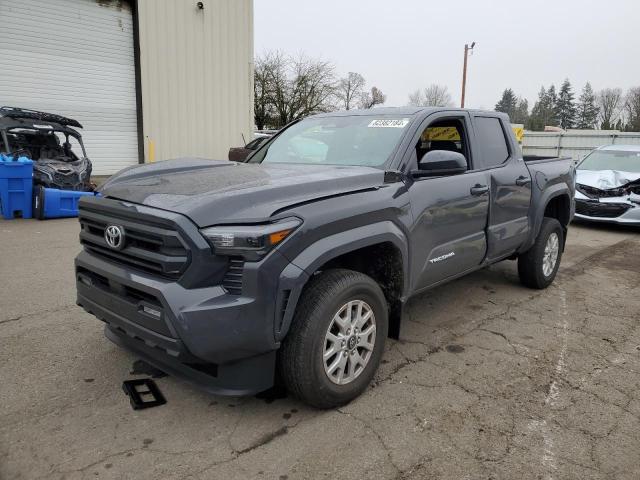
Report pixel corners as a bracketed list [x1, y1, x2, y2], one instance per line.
[33, 185, 97, 219]
[0, 154, 33, 219]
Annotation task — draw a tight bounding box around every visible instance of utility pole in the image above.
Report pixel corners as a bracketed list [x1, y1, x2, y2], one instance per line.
[460, 42, 475, 108]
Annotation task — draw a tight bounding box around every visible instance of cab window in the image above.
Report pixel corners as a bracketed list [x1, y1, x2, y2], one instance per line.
[415, 118, 470, 169]
[473, 117, 510, 168]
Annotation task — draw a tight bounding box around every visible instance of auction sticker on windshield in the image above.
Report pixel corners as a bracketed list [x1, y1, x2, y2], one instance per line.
[368, 118, 410, 128]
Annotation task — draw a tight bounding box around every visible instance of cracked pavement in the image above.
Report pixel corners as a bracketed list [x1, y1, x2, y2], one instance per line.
[1, 219, 639, 480]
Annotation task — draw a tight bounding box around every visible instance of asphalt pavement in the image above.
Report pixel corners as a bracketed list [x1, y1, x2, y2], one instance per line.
[1, 218, 639, 480]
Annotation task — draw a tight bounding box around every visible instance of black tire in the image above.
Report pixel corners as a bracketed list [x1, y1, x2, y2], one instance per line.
[278, 269, 388, 409]
[518, 217, 564, 289]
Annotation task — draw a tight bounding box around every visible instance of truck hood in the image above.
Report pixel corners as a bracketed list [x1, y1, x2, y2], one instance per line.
[99, 158, 384, 226]
[576, 169, 640, 189]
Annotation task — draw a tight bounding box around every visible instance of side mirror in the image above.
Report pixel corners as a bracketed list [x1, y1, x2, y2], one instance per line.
[412, 150, 467, 177]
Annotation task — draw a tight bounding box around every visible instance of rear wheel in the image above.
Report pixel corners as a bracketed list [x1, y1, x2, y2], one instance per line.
[518, 217, 563, 289]
[278, 269, 388, 408]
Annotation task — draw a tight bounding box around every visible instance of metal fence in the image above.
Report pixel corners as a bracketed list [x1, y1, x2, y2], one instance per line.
[522, 131, 640, 160]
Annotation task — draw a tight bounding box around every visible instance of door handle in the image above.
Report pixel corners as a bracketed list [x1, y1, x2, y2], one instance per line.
[470, 184, 489, 196]
[515, 176, 531, 186]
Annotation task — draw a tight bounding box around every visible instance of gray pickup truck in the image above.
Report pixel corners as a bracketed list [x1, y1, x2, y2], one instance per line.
[75, 107, 575, 408]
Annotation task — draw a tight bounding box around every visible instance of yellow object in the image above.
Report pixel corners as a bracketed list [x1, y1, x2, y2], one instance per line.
[423, 127, 460, 141]
[147, 137, 155, 163]
[422, 124, 524, 143]
[512, 126, 524, 143]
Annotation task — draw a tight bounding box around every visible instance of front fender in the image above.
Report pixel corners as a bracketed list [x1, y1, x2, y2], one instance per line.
[274, 221, 409, 342]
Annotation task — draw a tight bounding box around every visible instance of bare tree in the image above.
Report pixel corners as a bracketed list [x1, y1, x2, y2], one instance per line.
[281, 54, 337, 123]
[358, 86, 386, 109]
[424, 84, 453, 107]
[253, 52, 284, 130]
[407, 90, 424, 107]
[407, 84, 453, 107]
[624, 87, 640, 131]
[597, 88, 623, 129]
[254, 51, 337, 128]
[337, 72, 365, 110]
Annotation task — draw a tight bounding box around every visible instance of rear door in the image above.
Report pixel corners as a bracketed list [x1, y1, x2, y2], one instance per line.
[406, 112, 490, 291]
[471, 115, 532, 260]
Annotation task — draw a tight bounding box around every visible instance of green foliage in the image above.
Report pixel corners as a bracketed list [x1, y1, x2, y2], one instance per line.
[494, 88, 528, 124]
[528, 85, 559, 131]
[495, 88, 517, 116]
[556, 79, 577, 129]
[513, 98, 529, 124]
[575, 82, 599, 129]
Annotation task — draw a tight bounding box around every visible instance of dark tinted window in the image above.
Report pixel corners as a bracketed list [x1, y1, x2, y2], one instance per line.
[474, 117, 509, 168]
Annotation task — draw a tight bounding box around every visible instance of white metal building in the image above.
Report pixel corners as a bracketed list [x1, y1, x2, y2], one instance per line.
[0, 0, 254, 175]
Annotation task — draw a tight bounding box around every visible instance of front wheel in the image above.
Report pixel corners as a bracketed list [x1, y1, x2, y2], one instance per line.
[518, 217, 564, 289]
[278, 269, 388, 408]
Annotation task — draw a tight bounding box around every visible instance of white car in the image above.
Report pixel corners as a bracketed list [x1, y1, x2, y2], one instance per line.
[575, 145, 640, 225]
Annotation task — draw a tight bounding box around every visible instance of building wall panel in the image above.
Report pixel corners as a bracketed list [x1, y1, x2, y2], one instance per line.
[137, 0, 253, 162]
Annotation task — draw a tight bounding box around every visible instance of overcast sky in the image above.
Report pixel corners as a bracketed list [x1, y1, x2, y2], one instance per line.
[254, 0, 640, 109]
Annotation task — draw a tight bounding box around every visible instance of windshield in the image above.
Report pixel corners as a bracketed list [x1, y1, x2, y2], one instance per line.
[578, 150, 640, 173]
[250, 115, 412, 168]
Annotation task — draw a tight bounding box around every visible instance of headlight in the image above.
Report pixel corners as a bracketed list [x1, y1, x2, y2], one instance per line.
[200, 217, 301, 261]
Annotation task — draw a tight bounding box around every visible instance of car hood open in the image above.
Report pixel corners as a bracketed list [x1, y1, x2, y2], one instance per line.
[576, 169, 640, 190]
[99, 158, 385, 227]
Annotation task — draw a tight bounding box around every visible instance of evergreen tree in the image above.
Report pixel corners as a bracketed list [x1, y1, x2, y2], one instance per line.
[529, 86, 559, 130]
[545, 84, 559, 127]
[528, 86, 547, 130]
[556, 79, 577, 129]
[512, 98, 529, 125]
[495, 88, 517, 119]
[575, 82, 599, 129]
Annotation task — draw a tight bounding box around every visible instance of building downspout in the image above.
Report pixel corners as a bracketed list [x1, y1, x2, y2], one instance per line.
[131, 0, 145, 164]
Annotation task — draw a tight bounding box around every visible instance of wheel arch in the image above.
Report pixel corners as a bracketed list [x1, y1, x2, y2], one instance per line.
[523, 186, 573, 252]
[275, 222, 409, 342]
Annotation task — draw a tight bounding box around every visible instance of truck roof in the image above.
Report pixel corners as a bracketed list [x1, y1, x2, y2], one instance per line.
[311, 106, 505, 118]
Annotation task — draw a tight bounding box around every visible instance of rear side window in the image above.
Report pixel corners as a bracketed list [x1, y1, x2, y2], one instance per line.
[474, 117, 510, 168]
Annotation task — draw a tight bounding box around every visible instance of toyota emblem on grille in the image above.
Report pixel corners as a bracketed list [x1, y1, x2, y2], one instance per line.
[104, 225, 125, 250]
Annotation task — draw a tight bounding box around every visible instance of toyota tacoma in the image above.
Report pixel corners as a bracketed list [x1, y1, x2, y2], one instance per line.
[75, 107, 575, 408]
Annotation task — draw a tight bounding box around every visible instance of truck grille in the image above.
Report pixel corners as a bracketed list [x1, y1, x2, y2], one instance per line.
[575, 200, 631, 218]
[79, 208, 190, 278]
[222, 258, 244, 295]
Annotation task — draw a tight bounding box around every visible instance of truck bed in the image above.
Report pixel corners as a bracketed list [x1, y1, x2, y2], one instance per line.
[523, 155, 572, 164]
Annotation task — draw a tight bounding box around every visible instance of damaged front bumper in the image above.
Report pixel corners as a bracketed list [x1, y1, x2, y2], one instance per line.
[575, 190, 640, 225]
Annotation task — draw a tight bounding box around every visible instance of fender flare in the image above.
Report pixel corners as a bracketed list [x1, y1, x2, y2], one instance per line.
[523, 184, 572, 251]
[274, 221, 409, 341]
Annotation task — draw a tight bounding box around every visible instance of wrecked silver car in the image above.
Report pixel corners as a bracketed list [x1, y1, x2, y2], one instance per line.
[575, 145, 640, 225]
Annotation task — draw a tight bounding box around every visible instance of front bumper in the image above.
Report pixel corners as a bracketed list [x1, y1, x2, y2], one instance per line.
[75, 248, 307, 396]
[575, 197, 640, 225]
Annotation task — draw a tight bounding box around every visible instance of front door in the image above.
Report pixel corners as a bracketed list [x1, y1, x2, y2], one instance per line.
[406, 113, 490, 291]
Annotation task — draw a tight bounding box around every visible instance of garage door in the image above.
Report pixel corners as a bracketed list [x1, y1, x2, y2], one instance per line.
[0, 0, 139, 175]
